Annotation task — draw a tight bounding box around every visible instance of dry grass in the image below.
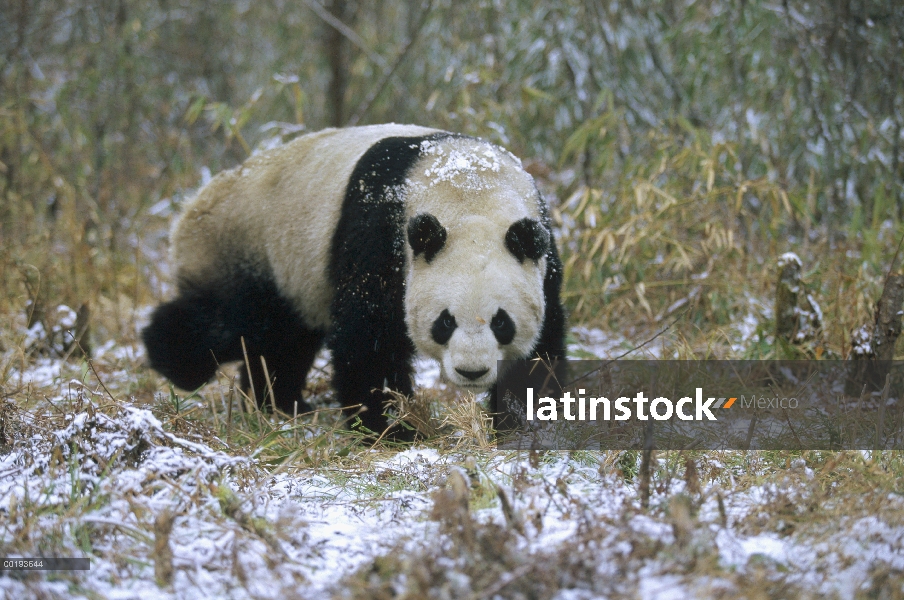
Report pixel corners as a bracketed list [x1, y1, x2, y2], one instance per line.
[340, 448, 904, 599]
[554, 122, 904, 362]
[385, 388, 495, 450]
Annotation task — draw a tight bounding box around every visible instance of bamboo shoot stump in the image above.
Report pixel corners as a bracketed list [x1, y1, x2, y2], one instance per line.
[846, 273, 904, 395]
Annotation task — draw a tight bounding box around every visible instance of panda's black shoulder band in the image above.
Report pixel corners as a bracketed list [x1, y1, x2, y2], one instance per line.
[328, 132, 454, 435]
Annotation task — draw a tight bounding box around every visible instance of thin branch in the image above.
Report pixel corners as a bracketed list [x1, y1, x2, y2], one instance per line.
[564, 309, 686, 388]
[643, 34, 683, 109]
[87, 357, 116, 404]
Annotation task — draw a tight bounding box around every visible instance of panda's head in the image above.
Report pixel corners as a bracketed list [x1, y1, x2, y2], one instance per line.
[403, 137, 549, 390]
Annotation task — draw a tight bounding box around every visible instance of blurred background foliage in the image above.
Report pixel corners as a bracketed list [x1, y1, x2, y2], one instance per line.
[1, 0, 903, 355]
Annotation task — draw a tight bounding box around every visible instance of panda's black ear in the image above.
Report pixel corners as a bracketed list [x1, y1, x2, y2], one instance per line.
[408, 213, 447, 263]
[505, 218, 549, 263]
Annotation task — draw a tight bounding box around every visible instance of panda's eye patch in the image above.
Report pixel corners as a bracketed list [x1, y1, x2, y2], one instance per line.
[490, 309, 516, 345]
[431, 309, 457, 345]
[505, 218, 549, 263]
[408, 213, 447, 263]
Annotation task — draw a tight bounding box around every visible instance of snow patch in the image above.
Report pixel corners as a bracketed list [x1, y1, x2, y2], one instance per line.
[777, 252, 802, 268]
[419, 139, 513, 190]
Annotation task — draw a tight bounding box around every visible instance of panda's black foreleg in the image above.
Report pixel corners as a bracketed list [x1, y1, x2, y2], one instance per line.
[531, 250, 567, 363]
[332, 369, 416, 440]
[329, 317, 416, 440]
[333, 346, 414, 439]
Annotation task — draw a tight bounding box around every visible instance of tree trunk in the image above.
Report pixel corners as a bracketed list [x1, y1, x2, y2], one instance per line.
[846, 273, 904, 395]
[325, 0, 352, 127]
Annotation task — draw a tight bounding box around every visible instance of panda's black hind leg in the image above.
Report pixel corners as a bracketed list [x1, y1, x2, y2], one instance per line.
[143, 271, 324, 415]
[142, 290, 226, 392]
[240, 325, 325, 415]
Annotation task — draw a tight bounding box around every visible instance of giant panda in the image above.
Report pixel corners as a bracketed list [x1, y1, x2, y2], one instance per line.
[142, 124, 566, 436]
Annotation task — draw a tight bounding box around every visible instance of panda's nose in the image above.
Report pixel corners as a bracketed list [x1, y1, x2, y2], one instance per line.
[455, 367, 489, 381]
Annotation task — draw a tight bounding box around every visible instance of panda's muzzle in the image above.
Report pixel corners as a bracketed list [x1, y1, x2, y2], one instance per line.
[455, 367, 489, 381]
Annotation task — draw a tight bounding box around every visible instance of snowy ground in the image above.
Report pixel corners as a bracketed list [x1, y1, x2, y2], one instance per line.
[2, 320, 904, 598]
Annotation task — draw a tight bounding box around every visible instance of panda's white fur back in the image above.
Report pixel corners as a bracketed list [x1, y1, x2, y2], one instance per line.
[171, 124, 440, 330]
